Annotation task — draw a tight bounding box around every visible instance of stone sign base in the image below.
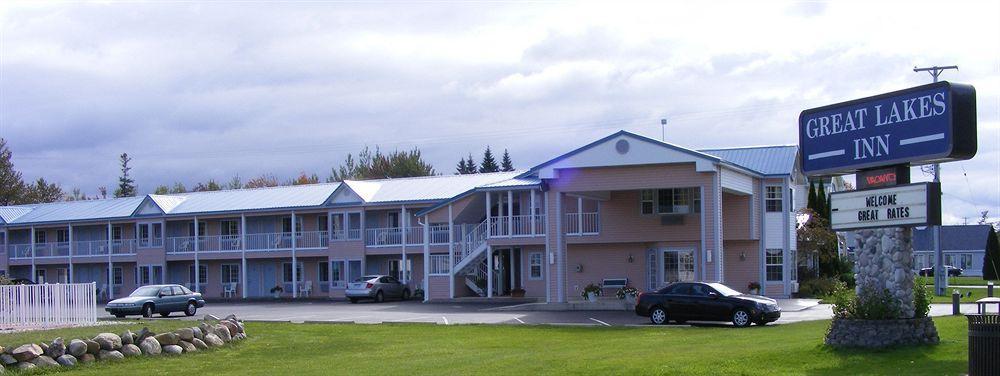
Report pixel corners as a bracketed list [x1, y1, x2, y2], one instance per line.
[825, 317, 939, 348]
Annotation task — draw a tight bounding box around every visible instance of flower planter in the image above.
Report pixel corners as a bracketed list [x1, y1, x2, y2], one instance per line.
[624, 295, 636, 305]
[586, 292, 598, 302]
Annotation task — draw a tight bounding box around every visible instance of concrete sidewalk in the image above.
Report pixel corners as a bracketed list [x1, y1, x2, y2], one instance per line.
[488, 298, 821, 312]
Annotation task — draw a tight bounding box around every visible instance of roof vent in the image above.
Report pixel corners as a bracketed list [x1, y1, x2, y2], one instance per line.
[615, 139, 630, 155]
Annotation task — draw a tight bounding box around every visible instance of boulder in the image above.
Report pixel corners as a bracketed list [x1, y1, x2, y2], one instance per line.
[191, 327, 204, 340]
[67, 339, 87, 357]
[78, 354, 95, 363]
[11, 344, 43, 362]
[121, 330, 134, 346]
[97, 350, 124, 361]
[138, 337, 161, 356]
[39, 343, 49, 354]
[175, 328, 195, 342]
[137, 327, 154, 341]
[93, 333, 122, 350]
[214, 325, 232, 342]
[120, 344, 141, 357]
[0, 354, 17, 366]
[14, 362, 35, 370]
[203, 333, 224, 347]
[83, 339, 100, 354]
[55, 354, 77, 367]
[220, 321, 239, 337]
[46, 337, 66, 358]
[177, 341, 197, 353]
[162, 345, 182, 355]
[198, 323, 214, 337]
[30, 355, 59, 368]
[154, 332, 179, 346]
[204, 314, 221, 322]
[0, 364, 4, 374]
[190, 338, 208, 350]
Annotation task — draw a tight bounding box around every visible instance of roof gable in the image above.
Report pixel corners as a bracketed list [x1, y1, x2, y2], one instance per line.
[700, 145, 798, 176]
[530, 130, 719, 179]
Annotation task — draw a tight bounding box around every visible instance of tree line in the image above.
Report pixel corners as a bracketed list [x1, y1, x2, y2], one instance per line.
[456, 146, 514, 174]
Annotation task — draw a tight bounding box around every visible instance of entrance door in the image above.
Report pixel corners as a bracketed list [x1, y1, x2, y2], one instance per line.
[260, 263, 277, 296]
[647, 249, 696, 290]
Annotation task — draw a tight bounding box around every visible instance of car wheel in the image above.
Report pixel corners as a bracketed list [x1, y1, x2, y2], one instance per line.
[375, 291, 384, 303]
[349, 298, 358, 304]
[732, 309, 751, 328]
[402, 289, 411, 301]
[649, 307, 668, 325]
[160, 312, 171, 318]
[142, 304, 154, 318]
[184, 302, 197, 317]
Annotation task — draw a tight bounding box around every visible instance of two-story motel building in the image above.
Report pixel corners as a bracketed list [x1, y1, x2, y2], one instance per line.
[0, 131, 805, 302]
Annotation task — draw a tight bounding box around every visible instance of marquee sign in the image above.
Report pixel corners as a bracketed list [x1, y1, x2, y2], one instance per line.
[829, 182, 941, 231]
[799, 81, 977, 176]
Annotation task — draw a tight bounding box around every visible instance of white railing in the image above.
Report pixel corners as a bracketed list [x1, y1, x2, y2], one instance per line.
[166, 231, 330, 254]
[566, 212, 599, 235]
[455, 220, 489, 267]
[330, 228, 362, 241]
[9, 240, 137, 259]
[365, 227, 426, 247]
[0, 283, 97, 330]
[137, 237, 164, 249]
[488, 215, 546, 237]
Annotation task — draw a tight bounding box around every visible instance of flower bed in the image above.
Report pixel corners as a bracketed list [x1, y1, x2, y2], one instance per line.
[0, 314, 247, 371]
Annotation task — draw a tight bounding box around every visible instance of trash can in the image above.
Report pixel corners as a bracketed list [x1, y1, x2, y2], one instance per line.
[967, 314, 1000, 376]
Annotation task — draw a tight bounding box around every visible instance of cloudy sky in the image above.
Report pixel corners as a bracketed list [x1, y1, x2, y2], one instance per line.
[1, 1, 998, 224]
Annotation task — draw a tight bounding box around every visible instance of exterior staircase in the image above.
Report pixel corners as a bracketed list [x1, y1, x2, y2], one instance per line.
[453, 220, 490, 297]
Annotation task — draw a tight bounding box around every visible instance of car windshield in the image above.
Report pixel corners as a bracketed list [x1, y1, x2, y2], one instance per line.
[354, 276, 379, 282]
[130, 286, 161, 297]
[708, 283, 743, 297]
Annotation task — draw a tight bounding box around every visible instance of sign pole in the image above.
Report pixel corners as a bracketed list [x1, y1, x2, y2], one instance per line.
[914, 65, 958, 296]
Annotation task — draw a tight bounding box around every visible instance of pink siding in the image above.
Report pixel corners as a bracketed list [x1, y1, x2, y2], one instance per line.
[722, 192, 752, 240]
[518, 245, 547, 298]
[565, 243, 647, 298]
[428, 276, 450, 299]
[723, 240, 761, 293]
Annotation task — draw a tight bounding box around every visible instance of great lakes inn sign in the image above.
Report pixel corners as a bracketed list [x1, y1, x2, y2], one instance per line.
[799, 81, 976, 230]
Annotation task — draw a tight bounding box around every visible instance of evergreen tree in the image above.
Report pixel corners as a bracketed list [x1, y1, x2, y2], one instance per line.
[466, 154, 477, 174]
[331, 147, 435, 181]
[983, 227, 1000, 281]
[170, 182, 188, 193]
[456, 158, 470, 175]
[154, 185, 169, 195]
[193, 180, 222, 192]
[227, 175, 243, 190]
[22, 178, 63, 203]
[501, 149, 514, 172]
[479, 146, 499, 173]
[807, 182, 817, 213]
[816, 182, 828, 220]
[114, 153, 137, 198]
[0, 138, 25, 205]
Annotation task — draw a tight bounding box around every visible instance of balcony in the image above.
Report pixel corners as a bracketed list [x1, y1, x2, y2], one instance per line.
[365, 225, 452, 247]
[165, 231, 329, 254]
[8, 240, 137, 259]
[488, 214, 546, 238]
[565, 212, 599, 235]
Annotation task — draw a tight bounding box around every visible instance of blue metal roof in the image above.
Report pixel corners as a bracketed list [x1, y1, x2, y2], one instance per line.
[0, 206, 34, 224]
[913, 225, 994, 251]
[163, 183, 341, 215]
[345, 171, 524, 204]
[700, 145, 798, 176]
[5, 197, 146, 225]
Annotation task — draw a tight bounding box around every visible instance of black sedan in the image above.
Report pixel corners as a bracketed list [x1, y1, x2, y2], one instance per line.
[635, 282, 780, 327]
[918, 265, 963, 277]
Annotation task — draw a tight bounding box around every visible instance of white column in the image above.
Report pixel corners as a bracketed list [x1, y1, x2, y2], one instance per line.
[507, 190, 514, 237]
[577, 196, 584, 236]
[448, 204, 454, 299]
[530, 190, 536, 236]
[544, 191, 551, 303]
[556, 192, 565, 302]
[68, 224, 74, 283]
[485, 193, 492, 238]
[106, 222, 113, 300]
[487, 246, 493, 298]
[508, 248, 515, 291]
[291, 212, 298, 298]
[194, 216, 200, 293]
[400, 205, 407, 284]
[30, 226, 36, 282]
[423, 215, 430, 302]
[241, 214, 247, 299]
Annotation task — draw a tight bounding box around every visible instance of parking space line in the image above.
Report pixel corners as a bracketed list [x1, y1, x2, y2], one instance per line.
[589, 318, 611, 327]
[514, 317, 525, 324]
[442, 316, 449, 325]
[387, 316, 432, 323]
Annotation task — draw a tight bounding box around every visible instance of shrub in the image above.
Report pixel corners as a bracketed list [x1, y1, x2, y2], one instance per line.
[798, 277, 844, 298]
[913, 278, 931, 318]
[832, 284, 901, 320]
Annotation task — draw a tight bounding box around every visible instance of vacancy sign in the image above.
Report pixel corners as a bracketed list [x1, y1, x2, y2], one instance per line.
[829, 183, 941, 231]
[799, 81, 977, 176]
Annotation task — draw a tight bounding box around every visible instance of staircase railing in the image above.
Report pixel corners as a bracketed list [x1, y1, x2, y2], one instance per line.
[455, 220, 488, 268]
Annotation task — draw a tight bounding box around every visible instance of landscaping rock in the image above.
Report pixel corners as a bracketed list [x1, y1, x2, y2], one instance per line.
[162, 345, 182, 355]
[220, 321, 239, 337]
[93, 333, 122, 350]
[138, 337, 161, 356]
[11, 344, 43, 362]
[204, 314, 220, 322]
[78, 354, 95, 363]
[154, 332, 179, 346]
[14, 362, 35, 370]
[30, 355, 59, 368]
[0, 364, 4, 374]
[56, 354, 77, 367]
[203, 333, 224, 347]
[177, 341, 197, 353]
[38, 343, 49, 354]
[175, 328, 195, 342]
[121, 344, 141, 357]
[97, 350, 124, 361]
[214, 325, 232, 342]
[825, 317, 940, 348]
[191, 327, 204, 340]
[137, 327, 154, 341]
[83, 339, 100, 354]
[46, 337, 66, 358]
[0, 354, 17, 366]
[190, 338, 208, 350]
[121, 330, 134, 346]
[67, 339, 87, 357]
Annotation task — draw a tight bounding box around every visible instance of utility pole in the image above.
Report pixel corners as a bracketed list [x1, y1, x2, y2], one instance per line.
[660, 118, 667, 141]
[914, 65, 958, 296]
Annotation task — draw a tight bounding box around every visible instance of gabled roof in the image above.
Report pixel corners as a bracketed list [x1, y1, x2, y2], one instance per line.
[147, 195, 188, 213]
[913, 225, 994, 251]
[164, 183, 341, 215]
[342, 171, 524, 205]
[5, 197, 147, 225]
[700, 145, 798, 177]
[0, 206, 34, 224]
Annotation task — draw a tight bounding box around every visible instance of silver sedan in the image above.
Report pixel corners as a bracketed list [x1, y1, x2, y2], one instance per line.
[346, 275, 411, 303]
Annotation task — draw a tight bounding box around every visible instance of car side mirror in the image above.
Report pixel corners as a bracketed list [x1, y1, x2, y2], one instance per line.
[157, 293, 164, 298]
[708, 292, 719, 299]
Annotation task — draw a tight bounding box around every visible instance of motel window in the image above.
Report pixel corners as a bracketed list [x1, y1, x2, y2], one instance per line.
[220, 220, 239, 236]
[790, 250, 798, 281]
[57, 229, 69, 243]
[529, 252, 543, 280]
[429, 255, 450, 275]
[347, 213, 362, 240]
[318, 263, 329, 283]
[112, 226, 123, 240]
[331, 261, 345, 287]
[765, 249, 783, 282]
[35, 231, 47, 244]
[331, 214, 345, 239]
[282, 262, 304, 283]
[765, 186, 783, 212]
[189, 265, 208, 285]
[282, 218, 303, 235]
[641, 188, 697, 215]
[113, 267, 123, 285]
[188, 221, 207, 237]
[139, 266, 151, 285]
[640, 190, 654, 214]
[317, 216, 328, 235]
[388, 259, 411, 281]
[35, 269, 47, 284]
[221, 264, 240, 284]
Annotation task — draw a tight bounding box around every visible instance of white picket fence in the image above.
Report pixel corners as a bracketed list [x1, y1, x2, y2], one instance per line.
[0, 283, 98, 330]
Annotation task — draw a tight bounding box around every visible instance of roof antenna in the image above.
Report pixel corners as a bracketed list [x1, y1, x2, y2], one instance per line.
[660, 118, 668, 141]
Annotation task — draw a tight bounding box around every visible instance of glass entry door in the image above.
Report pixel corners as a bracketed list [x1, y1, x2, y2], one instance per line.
[647, 249, 695, 291]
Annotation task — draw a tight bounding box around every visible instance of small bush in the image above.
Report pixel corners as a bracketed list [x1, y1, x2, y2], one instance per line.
[832, 284, 901, 320]
[798, 277, 845, 298]
[913, 278, 931, 318]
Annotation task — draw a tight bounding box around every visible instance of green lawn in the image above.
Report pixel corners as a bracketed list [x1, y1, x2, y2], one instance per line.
[923, 276, 997, 286]
[0, 317, 971, 375]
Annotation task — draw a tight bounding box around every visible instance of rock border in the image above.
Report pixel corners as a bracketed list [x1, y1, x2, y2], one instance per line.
[825, 316, 939, 348]
[0, 314, 247, 372]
